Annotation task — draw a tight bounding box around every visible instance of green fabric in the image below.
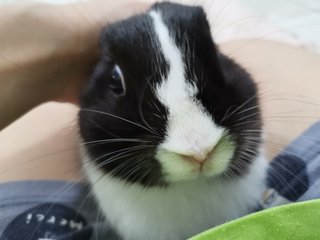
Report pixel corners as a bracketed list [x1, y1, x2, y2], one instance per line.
[190, 199, 320, 240]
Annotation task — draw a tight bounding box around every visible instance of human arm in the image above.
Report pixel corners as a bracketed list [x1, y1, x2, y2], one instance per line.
[0, 0, 148, 130]
[221, 40, 320, 159]
[1, 40, 320, 182]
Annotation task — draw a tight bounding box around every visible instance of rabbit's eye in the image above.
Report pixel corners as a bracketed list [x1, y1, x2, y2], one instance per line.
[110, 65, 125, 95]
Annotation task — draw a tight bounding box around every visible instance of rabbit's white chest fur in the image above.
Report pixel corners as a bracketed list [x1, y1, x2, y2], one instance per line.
[83, 150, 267, 240]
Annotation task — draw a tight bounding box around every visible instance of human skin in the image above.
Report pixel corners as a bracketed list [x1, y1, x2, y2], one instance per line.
[0, 2, 319, 183]
[0, 0, 148, 130]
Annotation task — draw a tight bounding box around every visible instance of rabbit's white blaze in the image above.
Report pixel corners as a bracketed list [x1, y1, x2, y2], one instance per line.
[150, 10, 233, 181]
[80, 3, 269, 240]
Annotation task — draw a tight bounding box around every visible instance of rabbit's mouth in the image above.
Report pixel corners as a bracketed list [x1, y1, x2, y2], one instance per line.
[156, 134, 236, 182]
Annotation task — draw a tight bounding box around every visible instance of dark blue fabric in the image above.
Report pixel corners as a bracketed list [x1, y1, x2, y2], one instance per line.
[0, 203, 91, 240]
[264, 121, 320, 207]
[267, 154, 309, 201]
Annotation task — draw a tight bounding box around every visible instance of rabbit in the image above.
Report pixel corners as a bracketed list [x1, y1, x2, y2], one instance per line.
[79, 2, 268, 240]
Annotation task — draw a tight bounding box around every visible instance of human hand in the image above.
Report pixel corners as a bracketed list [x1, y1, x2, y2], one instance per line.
[52, 0, 151, 103]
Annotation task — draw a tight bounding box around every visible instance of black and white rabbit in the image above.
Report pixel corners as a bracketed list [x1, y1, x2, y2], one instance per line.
[79, 2, 267, 240]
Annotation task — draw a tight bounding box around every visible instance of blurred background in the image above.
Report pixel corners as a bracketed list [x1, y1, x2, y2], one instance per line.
[0, 0, 319, 53]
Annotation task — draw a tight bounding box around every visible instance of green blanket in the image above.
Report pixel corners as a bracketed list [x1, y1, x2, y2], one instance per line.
[191, 199, 320, 240]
